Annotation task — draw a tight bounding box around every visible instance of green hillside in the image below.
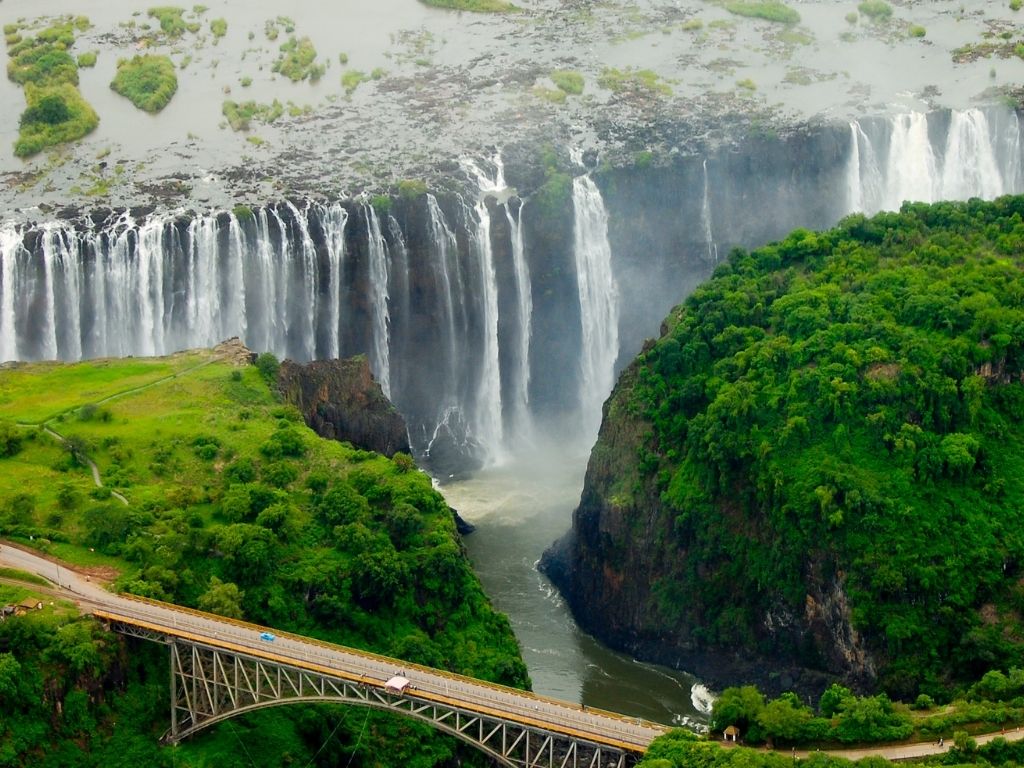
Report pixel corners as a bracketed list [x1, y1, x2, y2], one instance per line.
[0, 348, 527, 767]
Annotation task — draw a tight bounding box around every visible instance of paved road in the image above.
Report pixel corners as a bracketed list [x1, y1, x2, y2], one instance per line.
[0, 542, 667, 752]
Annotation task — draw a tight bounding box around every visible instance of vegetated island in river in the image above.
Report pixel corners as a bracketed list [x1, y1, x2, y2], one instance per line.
[543, 195, 1024, 708]
[0, 341, 527, 767]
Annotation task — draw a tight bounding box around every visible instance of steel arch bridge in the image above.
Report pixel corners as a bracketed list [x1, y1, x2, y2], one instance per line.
[104, 616, 640, 768]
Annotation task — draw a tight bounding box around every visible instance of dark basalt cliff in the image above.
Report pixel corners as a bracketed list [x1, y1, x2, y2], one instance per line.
[277, 355, 411, 458]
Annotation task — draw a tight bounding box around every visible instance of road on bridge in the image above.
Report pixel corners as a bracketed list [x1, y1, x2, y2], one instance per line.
[0, 542, 668, 753]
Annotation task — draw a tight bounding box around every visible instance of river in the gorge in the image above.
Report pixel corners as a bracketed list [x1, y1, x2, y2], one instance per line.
[441, 438, 712, 731]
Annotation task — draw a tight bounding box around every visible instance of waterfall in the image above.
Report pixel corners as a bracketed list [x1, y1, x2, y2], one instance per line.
[363, 203, 391, 398]
[940, 108, 1003, 200]
[386, 214, 410, 400]
[489, 154, 535, 429]
[426, 193, 460, 392]
[505, 198, 532, 442]
[700, 158, 718, 263]
[0, 226, 20, 362]
[571, 154, 619, 438]
[1, 104, 1020, 471]
[846, 122, 885, 214]
[38, 227, 61, 361]
[283, 201, 319, 361]
[846, 107, 1020, 216]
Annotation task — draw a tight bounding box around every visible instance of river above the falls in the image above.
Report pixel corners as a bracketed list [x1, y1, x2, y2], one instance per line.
[440, 438, 711, 730]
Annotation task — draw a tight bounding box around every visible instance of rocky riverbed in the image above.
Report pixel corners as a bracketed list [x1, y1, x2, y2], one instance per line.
[1, 0, 1022, 217]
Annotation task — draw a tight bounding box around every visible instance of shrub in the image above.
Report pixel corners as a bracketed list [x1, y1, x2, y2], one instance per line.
[273, 36, 319, 81]
[723, 1, 800, 24]
[255, 352, 279, 381]
[858, 0, 893, 20]
[8, 43, 78, 87]
[598, 67, 671, 96]
[398, 179, 427, 199]
[147, 7, 188, 38]
[908, 24, 926, 38]
[370, 195, 392, 215]
[418, 0, 520, 12]
[222, 99, 283, 131]
[550, 70, 584, 95]
[110, 55, 178, 112]
[341, 69, 366, 93]
[0, 423, 24, 458]
[76, 51, 97, 68]
[15, 84, 99, 158]
[210, 18, 227, 37]
[262, 461, 298, 488]
[224, 457, 257, 484]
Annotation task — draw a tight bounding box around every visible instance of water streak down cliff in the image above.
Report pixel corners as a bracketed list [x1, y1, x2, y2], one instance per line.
[0, 107, 1020, 473]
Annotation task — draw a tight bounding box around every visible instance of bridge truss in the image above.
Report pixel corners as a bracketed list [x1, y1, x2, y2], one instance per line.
[107, 619, 637, 768]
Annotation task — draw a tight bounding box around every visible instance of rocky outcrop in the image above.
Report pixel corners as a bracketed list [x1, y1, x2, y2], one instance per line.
[277, 355, 411, 458]
[540, 364, 870, 700]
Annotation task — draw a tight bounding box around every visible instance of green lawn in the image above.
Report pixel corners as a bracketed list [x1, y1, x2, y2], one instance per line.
[0, 351, 209, 423]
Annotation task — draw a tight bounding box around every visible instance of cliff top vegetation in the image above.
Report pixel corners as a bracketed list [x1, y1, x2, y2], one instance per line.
[0, 348, 527, 766]
[625, 196, 1024, 699]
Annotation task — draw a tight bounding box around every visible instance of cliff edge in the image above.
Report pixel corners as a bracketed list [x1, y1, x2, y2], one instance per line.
[277, 355, 411, 458]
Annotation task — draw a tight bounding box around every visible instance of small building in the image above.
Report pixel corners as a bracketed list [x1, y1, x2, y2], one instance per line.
[15, 598, 43, 615]
[0, 605, 14, 622]
[723, 725, 741, 742]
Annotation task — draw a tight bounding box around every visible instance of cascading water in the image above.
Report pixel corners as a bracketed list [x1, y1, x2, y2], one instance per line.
[940, 108, 1003, 201]
[283, 201, 319, 362]
[570, 150, 619, 440]
[505, 198, 532, 444]
[425, 193, 460, 392]
[363, 203, 391, 398]
[458, 161, 504, 462]
[700, 158, 718, 263]
[321, 202, 348, 360]
[0, 226, 21, 362]
[1, 105, 1022, 474]
[847, 107, 1021, 215]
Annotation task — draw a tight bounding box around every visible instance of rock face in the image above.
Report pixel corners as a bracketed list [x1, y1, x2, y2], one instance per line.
[540, 359, 863, 700]
[277, 356, 411, 458]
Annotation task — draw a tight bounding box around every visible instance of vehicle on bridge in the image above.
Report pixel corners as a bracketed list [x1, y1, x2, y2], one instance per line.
[259, 631, 276, 642]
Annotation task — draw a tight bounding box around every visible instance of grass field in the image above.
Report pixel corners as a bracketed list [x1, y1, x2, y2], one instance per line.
[0, 351, 208, 423]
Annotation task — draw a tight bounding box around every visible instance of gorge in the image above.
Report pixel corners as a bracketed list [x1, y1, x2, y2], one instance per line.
[2, 103, 1023, 723]
[2, 106, 1020, 474]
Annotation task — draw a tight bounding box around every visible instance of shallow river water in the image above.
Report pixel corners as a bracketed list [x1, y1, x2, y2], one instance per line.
[441, 439, 711, 730]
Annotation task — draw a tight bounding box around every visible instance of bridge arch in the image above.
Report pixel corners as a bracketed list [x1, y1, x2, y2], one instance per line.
[169, 695, 517, 767]
[166, 638, 635, 768]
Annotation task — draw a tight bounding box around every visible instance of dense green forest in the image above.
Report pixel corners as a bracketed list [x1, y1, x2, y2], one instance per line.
[0, 350, 527, 767]
[624, 196, 1024, 699]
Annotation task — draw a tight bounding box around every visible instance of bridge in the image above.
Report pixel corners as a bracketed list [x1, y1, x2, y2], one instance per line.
[0, 544, 668, 768]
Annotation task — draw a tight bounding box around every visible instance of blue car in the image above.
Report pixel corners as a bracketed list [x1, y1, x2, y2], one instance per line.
[259, 632, 276, 642]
